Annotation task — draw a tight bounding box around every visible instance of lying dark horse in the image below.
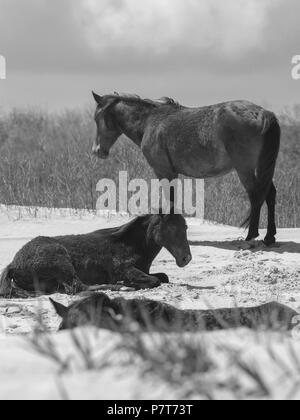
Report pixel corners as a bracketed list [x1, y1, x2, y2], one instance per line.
[92, 92, 281, 245]
[0, 214, 191, 296]
[51, 293, 298, 332]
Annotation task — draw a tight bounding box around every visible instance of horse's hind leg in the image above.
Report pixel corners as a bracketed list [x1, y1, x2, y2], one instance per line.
[222, 129, 263, 242]
[34, 265, 84, 295]
[62, 273, 88, 295]
[264, 182, 277, 245]
[236, 169, 262, 241]
[246, 191, 264, 241]
[55, 260, 88, 295]
[37, 256, 87, 295]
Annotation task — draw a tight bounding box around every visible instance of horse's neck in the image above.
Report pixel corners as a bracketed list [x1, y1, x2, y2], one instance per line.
[114, 102, 153, 146]
[123, 217, 162, 263]
[144, 232, 162, 264]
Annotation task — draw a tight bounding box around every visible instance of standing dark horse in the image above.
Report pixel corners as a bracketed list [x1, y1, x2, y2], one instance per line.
[92, 93, 281, 245]
[0, 213, 191, 296]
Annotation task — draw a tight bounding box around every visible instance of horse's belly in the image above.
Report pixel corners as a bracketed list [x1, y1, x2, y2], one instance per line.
[76, 263, 112, 285]
[173, 146, 233, 179]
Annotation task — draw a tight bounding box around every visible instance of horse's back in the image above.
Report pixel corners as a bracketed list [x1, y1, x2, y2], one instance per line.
[143, 100, 276, 178]
[11, 236, 62, 266]
[9, 236, 76, 293]
[145, 103, 231, 177]
[215, 100, 276, 135]
[148, 100, 273, 136]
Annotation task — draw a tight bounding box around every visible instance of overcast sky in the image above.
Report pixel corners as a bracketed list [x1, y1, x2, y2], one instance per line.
[0, 0, 299, 112]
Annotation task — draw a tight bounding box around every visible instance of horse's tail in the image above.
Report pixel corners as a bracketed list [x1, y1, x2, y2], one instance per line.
[0, 265, 13, 297]
[242, 112, 281, 228]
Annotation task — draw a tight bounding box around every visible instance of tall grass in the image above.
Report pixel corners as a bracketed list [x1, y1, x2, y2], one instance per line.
[0, 107, 299, 227]
[28, 313, 300, 400]
[0, 108, 153, 210]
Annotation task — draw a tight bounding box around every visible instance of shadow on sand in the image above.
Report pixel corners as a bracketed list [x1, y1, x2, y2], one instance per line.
[189, 240, 300, 254]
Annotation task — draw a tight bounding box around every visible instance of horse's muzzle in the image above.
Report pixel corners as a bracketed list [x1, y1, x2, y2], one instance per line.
[177, 254, 192, 268]
[92, 145, 109, 159]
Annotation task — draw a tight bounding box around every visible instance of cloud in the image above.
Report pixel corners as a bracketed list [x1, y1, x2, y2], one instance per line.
[76, 0, 281, 56]
[0, 0, 298, 79]
[0, 0, 93, 72]
[0, 0, 299, 110]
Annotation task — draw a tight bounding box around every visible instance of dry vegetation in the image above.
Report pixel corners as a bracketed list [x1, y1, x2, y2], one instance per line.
[0, 107, 299, 227]
[28, 315, 300, 400]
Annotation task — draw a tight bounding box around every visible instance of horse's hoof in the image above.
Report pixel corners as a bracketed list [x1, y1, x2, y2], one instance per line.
[154, 273, 170, 284]
[246, 233, 259, 242]
[119, 287, 136, 292]
[244, 239, 258, 250]
[264, 237, 276, 247]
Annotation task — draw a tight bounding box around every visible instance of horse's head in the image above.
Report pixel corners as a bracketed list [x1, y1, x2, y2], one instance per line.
[150, 214, 192, 268]
[92, 92, 122, 159]
[50, 294, 123, 331]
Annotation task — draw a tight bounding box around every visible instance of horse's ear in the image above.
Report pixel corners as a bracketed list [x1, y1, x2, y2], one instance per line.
[102, 98, 120, 130]
[158, 207, 169, 217]
[153, 205, 175, 216]
[50, 298, 69, 319]
[162, 204, 175, 216]
[92, 91, 104, 106]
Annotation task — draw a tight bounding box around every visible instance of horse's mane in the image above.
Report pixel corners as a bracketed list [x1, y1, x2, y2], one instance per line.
[111, 215, 153, 240]
[111, 92, 181, 108]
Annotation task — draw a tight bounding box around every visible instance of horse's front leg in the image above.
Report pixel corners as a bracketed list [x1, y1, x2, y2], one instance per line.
[151, 273, 170, 284]
[122, 267, 162, 290]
